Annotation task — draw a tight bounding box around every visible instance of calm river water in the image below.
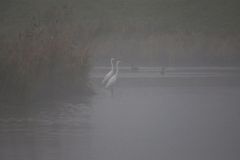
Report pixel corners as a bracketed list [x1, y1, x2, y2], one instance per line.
[1, 79, 240, 160]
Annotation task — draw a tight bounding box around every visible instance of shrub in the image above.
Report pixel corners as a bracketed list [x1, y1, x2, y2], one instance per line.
[0, 16, 97, 104]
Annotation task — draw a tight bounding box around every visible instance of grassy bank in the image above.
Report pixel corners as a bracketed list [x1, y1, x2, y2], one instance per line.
[0, 5, 99, 104]
[0, 29, 92, 104]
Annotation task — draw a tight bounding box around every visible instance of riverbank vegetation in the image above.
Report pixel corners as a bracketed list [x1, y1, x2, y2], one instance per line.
[92, 31, 240, 66]
[1, 0, 240, 103]
[0, 2, 98, 104]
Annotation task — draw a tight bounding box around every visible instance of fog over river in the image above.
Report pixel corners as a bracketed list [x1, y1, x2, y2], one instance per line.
[1, 68, 240, 160]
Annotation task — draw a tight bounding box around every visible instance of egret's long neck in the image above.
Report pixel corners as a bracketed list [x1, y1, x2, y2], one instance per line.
[111, 60, 114, 71]
[115, 63, 119, 75]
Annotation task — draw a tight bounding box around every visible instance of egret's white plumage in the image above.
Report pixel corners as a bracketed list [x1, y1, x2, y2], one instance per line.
[102, 58, 115, 84]
[105, 60, 120, 89]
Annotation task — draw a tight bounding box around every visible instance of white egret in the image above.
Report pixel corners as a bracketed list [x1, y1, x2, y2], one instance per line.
[105, 60, 120, 95]
[102, 58, 115, 84]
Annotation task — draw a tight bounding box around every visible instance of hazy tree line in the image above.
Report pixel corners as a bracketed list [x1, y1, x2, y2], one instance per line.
[83, 0, 240, 66]
[91, 31, 240, 66]
[1, 0, 240, 102]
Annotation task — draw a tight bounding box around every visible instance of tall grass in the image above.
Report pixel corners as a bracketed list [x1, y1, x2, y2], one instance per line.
[92, 30, 240, 66]
[0, 18, 98, 104]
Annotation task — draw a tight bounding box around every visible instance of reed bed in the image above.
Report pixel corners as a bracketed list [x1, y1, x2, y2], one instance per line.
[0, 21, 97, 104]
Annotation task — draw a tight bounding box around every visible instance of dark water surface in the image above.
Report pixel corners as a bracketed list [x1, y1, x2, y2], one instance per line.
[1, 82, 240, 160]
[0, 102, 93, 160]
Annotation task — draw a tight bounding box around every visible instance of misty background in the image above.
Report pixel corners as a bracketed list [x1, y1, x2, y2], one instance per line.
[1, 0, 240, 160]
[1, 0, 240, 67]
